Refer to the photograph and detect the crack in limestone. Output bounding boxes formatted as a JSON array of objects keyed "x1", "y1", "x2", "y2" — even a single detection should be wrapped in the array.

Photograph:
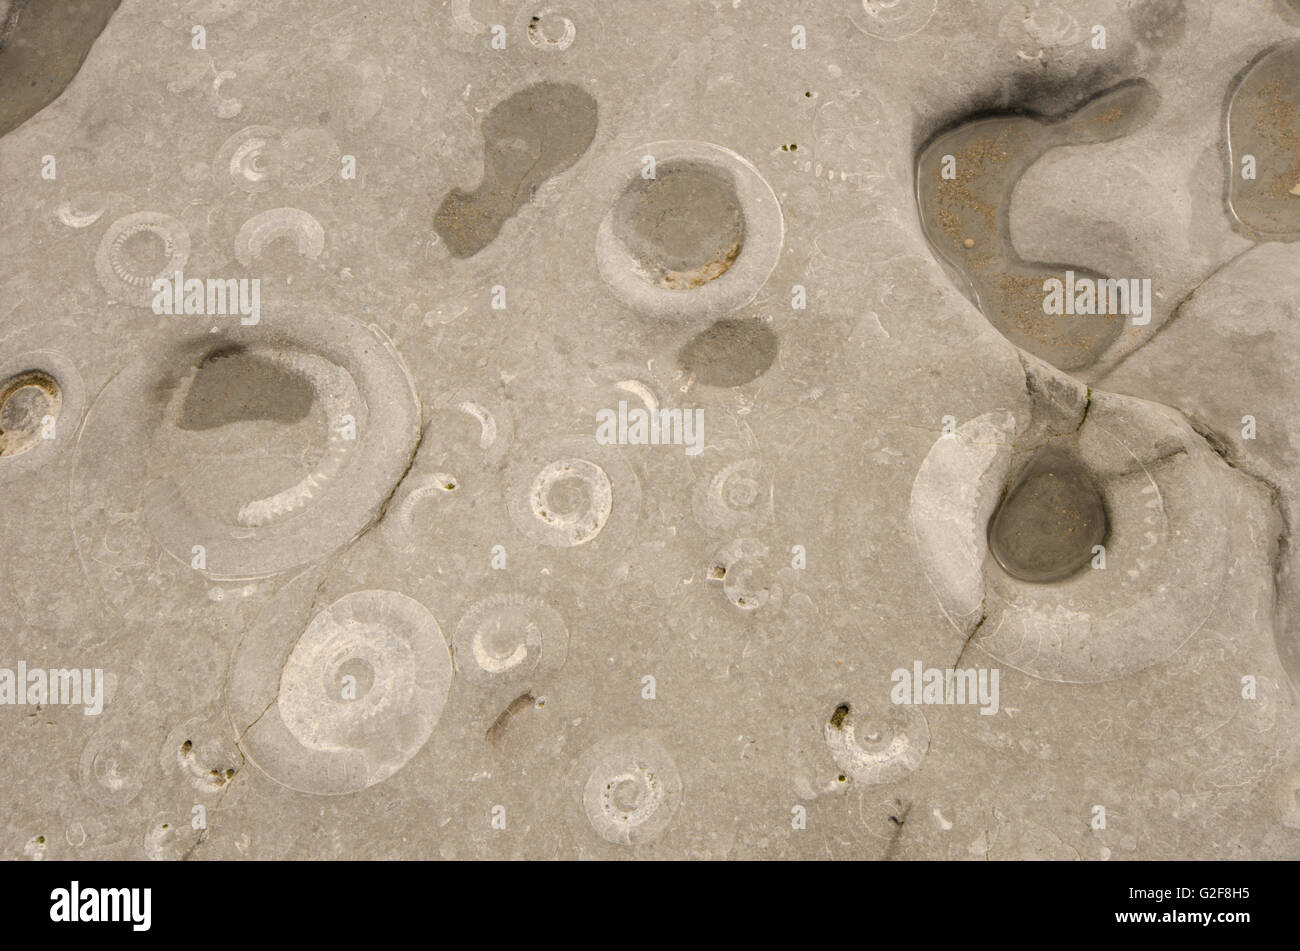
[
  {"x1": 359, "y1": 418, "x2": 428, "y2": 542},
  {"x1": 951, "y1": 607, "x2": 988, "y2": 675},
  {"x1": 1074, "y1": 387, "x2": 1091, "y2": 433},
  {"x1": 230, "y1": 419, "x2": 427, "y2": 750},
  {"x1": 1110, "y1": 445, "x2": 1189, "y2": 480},
  {"x1": 234, "y1": 566, "x2": 332, "y2": 747},
  {"x1": 237, "y1": 696, "x2": 276, "y2": 745},
  {"x1": 1184, "y1": 416, "x2": 1296, "y2": 682},
  {"x1": 1099, "y1": 245, "x2": 1256, "y2": 382},
  {"x1": 1184, "y1": 416, "x2": 1288, "y2": 539}
]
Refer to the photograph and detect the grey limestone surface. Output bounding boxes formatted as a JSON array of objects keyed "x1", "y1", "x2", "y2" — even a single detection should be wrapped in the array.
[{"x1": 1, "y1": 0, "x2": 1299, "y2": 860}]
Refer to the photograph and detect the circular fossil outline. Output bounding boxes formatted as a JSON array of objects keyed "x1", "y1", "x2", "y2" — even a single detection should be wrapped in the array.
[
  {"x1": 505, "y1": 438, "x2": 640, "y2": 552},
  {"x1": 578, "y1": 733, "x2": 683, "y2": 846},
  {"x1": 512, "y1": 1, "x2": 603, "y2": 51},
  {"x1": 810, "y1": 88, "x2": 890, "y2": 174},
  {"x1": 150, "y1": 343, "x2": 364, "y2": 531},
  {"x1": 375, "y1": 392, "x2": 517, "y2": 558},
  {"x1": 70, "y1": 312, "x2": 420, "y2": 583},
  {"x1": 94, "y1": 212, "x2": 191, "y2": 308},
  {"x1": 442, "y1": 0, "x2": 496, "y2": 52},
  {"x1": 0, "y1": 349, "x2": 84, "y2": 484},
  {"x1": 906, "y1": 403, "x2": 1234, "y2": 683},
  {"x1": 213, "y1": 124, "x2": 283, "y2": 193},
  {"x1": 707, "y1": 538, "x2": 783, "y2": 612},
  {"x1": 452, "y1": 592, "x2": 569, "y2": 686},
  {"x1": 824, "y1": 699, "x2": 929, "y2": 785},
  {"x1": 977, "y1": 418, "x2": 1230, "y2": 683},
  {"x1": 691, "y1": 457, "x2": 775, "y2": 533},
  {"x1": 160, "y1": 714, "x2": 241, "y2": 794},
  {"x1": 280, "y1": 127, "x2": 342, "y2": 190},
  {"x1": 846, "y1": 0, "x2": 937, "y2": 41},
  {"x1": 525, "y1": 458, "x2": 611, "y2": 546},
  {"x1": 144, "y1": 322, "x2": 417, "y2": 580},
  {"x1": 234, "y1": 207, "x2": 325, "y2": 267},
  {"x1": 382, "y1": 471, "x2": 461, "y2": 554},
  {"x1": 54, "y1": 191, "x2": 107, "y2": 229},
  {"x1": 906, "y1": 411, "x2": 1016, "y2": 630},
  {"x1": 996, "y1": 0, "x2": 1087, "y2": 57},
  {"x1": 427, "y1": 385, "x2": 517, "y2": 470},
  {"x1": 595, "y1": 140, "x2": 784, "y2": 321},
  {"x1": 227, "y1": 588, "x2": 453, "y2": 795},
  {"x1": 80, "y1": 722, "x2": 152, "y2": 807}
]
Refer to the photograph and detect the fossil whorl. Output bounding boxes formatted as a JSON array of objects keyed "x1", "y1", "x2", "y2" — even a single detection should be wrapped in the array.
[
  {"x1": 824, "y1": 698, "x2": 930, "y2": 786},
  {"x1": 228, "y1": 587, "x2": 452, "y2": 795},
  {"x1": 94, "y1": 211, "x2": 191, "y2": 308},
  {"x1": 577, "y1": 734, "x2": 683, "y2": 846},
  {"x1": 847, "y1": 0, "x2": 937, "y2": 41},
  {"x1": 230, "y1": 349, "x2": 360, "y2": 528},
  {"x1": 907, "y1": 391, "x2": 1234, "y2": 683},
  {"x1": 152, "y1": 343, "x2": 364, "y2": 530},
  {"x1": 72, "y1": 313, "x2": 420, "y2": 585},
  {"x1": 234, "y1": 207, "x2": 325, "y2": 266}
]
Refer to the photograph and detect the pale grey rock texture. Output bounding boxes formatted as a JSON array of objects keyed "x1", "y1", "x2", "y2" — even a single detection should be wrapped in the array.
[{"x1": 0, "y1": 0, "x2": 1298, "y2": 860}]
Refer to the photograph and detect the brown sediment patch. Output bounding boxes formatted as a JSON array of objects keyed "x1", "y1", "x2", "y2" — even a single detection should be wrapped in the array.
[
  {"x1": 1228, "y1": 42, "x2": 1300, "y2": 237},
  {"x1": 916, "y1": 81, "x2": 1159, "y2": 371}
]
